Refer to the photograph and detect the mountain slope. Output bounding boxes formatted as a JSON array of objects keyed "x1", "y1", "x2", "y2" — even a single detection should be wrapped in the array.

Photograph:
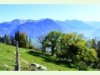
[
  {"x1": 0, "y1": 19, "x2": 25, "y2": 36},
  {"x1": 0, "y1": 18, "x2": 100, "y2": 39},
  {"x1": 91, "y1": 28, "x2": 100, "y2": 39},
  {"x1": 10, "y1": 18, "x2": 63, "y2": 38},
  {"x1": 85, "y1": 21, "x2": 100, "y2": 29},
  {"x1": 56, "y1": 20, "x2": 95, "y2": 36}
]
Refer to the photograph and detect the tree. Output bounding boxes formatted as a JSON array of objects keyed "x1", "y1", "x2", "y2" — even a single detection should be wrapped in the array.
[
  {"x1": 44, "y1": 31, "x2": 63, "y2": 56},
  {"x1": 38, "y1": 35, "x2": 46, "y2": 53},
  {"x1": 20, "y1": 33, "x2": 27, "y2": 47},
  {"x1": 15, "y1": 31, "x2": 27, "y2": 48},
  {"x1": 86, "y1": 38, "x2": 100, "y2": 60},
  {"x1": 29, "y1": 37, "x2": 32, "y2": 45},
  {"x1": 96, "y1": 41, "x2": 100, "y2": 58},
  {"x1": 4, "y1": 34, "x2": 11, "y2": 45},
  {"x1": 10, "y1": 36, "x2": 15, "y2": 45},
  {"x1": 14, "y1": 31, "x2": 36, "y2": 49},
  {"x1": 15, "y1": 31, "x2": 20, "y2": 42},
  {"x1": 86, "y1": 40, "x2": 94, "y2": 48},
  {"x1": 61, "y1": 33, "x2": 84, "y2": 59},
  {"x1": 0, "y1": 36, "x2": 4, "y2": 43},
  {"x1": 92, "y1": 38, "x2": 97, "y2": 50}
]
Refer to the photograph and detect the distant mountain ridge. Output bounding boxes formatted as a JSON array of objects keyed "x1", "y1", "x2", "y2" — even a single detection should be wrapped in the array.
[
  {"x1": 56, "y1": 20, "x2": 95, "y2": 36},
  {"x1": 0, "y1": 18, "x2": 100, "y2": 39},
  {"x1": 10, "y1": 18, "x2": 63, "y2": 38}
]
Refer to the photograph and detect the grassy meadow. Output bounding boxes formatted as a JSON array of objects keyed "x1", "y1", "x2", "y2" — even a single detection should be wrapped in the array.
[{"x1": 0, "y1": 43, "x2": 78, "y2": 71}]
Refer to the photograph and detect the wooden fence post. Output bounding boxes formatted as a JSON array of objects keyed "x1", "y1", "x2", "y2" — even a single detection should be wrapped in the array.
[{"x1": 15, "y1": 41, "x2": 20, "y2": 71}]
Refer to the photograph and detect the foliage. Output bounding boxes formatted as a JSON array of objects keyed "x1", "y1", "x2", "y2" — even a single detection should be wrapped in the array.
[
  {"x1": 1, "y1": 30, "x2": 100, "y2": 70},
  {"x1": 39, "y1": 31, "x2": 63, "y2": 55},
  {"x1": 61, "y1": 33, "x2": 85, "y2": 60},
  {"x1": 77, "y1": 61, "x2": 89, "y2": 70},
  {"x1": 0, "y1": 31, "x2": 35, "y2": 49},
  {"x1": 39, "y1": 31, "x2": 99, "y2": 69}
]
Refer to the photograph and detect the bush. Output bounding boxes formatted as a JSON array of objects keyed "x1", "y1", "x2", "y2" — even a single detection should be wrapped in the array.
[
  {"x1": 28, "y1": 45, "x2": 36, "y2": 49},
  {"x1": 77, "y1": 61, "x2": 89, "y2": 71},
  {"x1": 94, "y1": 61, "x2": 100, "y2": 69},
  {"x1": 72, "y1": 55, "x2": 81, "y2": 63}
]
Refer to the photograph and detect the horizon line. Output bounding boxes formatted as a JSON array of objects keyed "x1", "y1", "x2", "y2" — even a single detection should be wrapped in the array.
[{"x1": 1, "y1": 18, "x2": 100, "y2": 23}]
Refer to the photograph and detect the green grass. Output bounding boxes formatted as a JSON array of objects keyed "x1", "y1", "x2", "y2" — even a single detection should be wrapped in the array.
[{"x1": 0, "y1": 43, "x2": 81, "y2": 71}]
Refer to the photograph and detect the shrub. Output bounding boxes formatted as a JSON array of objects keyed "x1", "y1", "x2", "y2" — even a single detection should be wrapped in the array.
[
  {"x1": 28, "y1": 45, "x2": 36, "y2": 49},
  {"x1": 77, "y1": 61, "x2": 89, "y2": 71}
]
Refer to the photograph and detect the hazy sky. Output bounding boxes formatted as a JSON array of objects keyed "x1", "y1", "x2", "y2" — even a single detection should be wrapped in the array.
[{"x1": 0, "y1": 4, "x2": 100, "y2": 22}]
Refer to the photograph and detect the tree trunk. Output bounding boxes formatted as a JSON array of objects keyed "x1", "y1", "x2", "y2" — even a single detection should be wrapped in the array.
[
  {"x1": 15, "y1": 41, "x2": 20, "y2": 71},
  {"x1": 51, "y1": 45, "x2": 55, "y2": 56}
]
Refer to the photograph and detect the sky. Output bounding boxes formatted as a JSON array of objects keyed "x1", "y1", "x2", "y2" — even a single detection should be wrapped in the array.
[{"x1": 0, "y1": 4, "x2": 100, "y2": 22}]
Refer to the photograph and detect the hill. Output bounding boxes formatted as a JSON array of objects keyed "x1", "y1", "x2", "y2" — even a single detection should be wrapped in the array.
[{"x1": 0, "y1": 43, "x2": 78, "y2": 71}]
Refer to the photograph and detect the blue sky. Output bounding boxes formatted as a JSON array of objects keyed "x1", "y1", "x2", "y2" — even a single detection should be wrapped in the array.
[{"x1": 0, "y1": 4, "x2": 100, "y2": 22}]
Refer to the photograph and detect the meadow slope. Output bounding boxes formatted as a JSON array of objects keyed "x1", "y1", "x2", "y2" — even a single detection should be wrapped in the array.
[{"x1": 0, "y1": 43, "x2": 77, "y2": 71}]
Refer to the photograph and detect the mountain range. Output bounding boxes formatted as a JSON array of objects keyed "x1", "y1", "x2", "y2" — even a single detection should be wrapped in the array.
[{"x1": 0, "y1": 18, "x2": 100, "y2": 40}]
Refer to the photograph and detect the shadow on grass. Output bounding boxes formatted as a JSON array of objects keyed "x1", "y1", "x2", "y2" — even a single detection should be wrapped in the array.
[{"x1": 27, "y1": 50, "x2": 77, "y2": 69}]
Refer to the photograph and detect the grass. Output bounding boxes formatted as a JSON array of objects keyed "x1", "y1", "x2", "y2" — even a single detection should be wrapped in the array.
[{"x1": 0, "y1": 42, "x2": 89, "y2": 71}]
